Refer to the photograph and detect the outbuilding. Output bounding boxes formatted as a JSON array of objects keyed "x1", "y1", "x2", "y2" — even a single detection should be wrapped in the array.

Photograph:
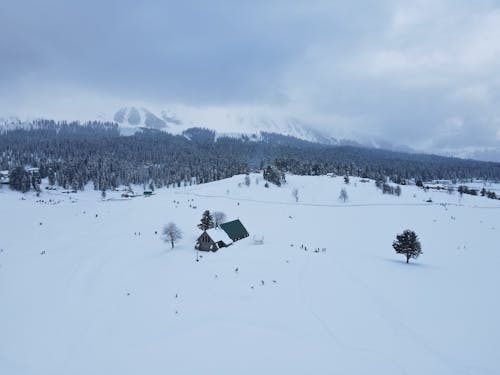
[{"x1": 0, "y1": 170, "x2": 9, "y2": 184}]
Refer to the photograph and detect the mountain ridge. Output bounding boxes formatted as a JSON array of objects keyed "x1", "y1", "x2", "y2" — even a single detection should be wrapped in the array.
[{"x1": 3, "y1": 108, "x2": 500, "y2": 162}]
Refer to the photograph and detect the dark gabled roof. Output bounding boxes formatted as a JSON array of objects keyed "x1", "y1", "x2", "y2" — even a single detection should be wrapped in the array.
[{"x1": 219, "y1": 219, "x2": 249, "y2": 241}]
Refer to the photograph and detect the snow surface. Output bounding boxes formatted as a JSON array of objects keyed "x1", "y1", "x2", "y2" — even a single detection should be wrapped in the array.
[{"x1": 1, "y1": 175, "x2": 500, "y2": 374}]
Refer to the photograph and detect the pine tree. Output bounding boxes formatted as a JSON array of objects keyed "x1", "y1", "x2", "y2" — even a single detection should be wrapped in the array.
[
  {"x1": 9, "y1": 167, "x2": 31, "y2": 193},
  {"x1": 392, "y1": 230, "x2": 422, "y2": 263},
  {"x1": 395, "y1": 185, "x2": 402, "y2": 196},
  {"x1": 198, "y1": 210, "x2": 214, "y2": 231},
  {"x1": 263, "y1": 166, "x2": 286, "y2": 186}
]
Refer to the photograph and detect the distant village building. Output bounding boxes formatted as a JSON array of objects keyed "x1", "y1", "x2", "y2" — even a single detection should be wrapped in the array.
[
  {"x1": 0, "y1": 168, "x2": 40, "y2": 185},
  {"x1": 0, "y1": 170, "x2": 9, "y2": 184},
  {"x1": 26, "y1": 167, "x2": 41, "y2": 183},
  {"x1": 195, "y1": 219, "x2": 249, "y2": 252}
]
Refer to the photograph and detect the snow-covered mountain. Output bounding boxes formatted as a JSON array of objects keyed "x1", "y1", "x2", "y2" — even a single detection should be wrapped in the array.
[
  {"x1": 112, "y1": 107, "x2": 169, "y2": 134},
  {"x1": 0, "y1": 116, "x2": 23, "y2": 131},
  {"x1": 3, "y1": 109, "x2": 500, "y2": 161},
  {"x1": 111, "y1": 106, "x2": 354, "y2": 146},
  {"x1": 442, "y1": 147, "x2": 500, "y2": 163}
]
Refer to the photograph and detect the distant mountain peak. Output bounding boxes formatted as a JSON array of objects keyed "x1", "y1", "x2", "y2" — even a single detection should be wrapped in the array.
[{"x1": 113, "y1": 106, "x2": 167, "y2": 131}]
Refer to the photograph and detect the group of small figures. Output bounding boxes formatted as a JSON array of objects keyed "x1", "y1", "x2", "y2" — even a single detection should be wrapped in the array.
[{"x1": 294, "y1": 244, "x2": 327, "y2": 253}]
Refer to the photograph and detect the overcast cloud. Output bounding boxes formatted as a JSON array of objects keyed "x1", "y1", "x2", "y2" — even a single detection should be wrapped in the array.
[{"x1": 1, "y1": 0, "x2": 500, "y2": 157}]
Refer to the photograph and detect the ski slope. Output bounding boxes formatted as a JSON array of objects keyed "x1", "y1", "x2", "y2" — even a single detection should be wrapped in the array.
[{"x1": 1, "y1": 175, "x2": 499, "y2": 375}]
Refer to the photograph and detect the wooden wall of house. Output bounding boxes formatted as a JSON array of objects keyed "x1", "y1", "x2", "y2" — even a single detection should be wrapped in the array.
[{"x1": 196, "y1": 233, "x2": 217, "y2": 251}]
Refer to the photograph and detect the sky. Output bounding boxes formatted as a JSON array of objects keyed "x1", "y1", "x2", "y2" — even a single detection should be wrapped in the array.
[{"x1": 1, "y1": 0, "x2": 500, "y2": 158}]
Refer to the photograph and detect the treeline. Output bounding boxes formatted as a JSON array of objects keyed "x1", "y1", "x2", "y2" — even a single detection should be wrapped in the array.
[
  {"x1": 458, "y1": 185, "x2": 499, "y2": 200},
  {"x1": 1, "y1": 121, "x2": 500, "y2": 192}
]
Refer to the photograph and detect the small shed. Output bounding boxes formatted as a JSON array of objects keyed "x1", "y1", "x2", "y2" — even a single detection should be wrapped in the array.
[
  {"x1": 196, "y1": 228, "x2": 233, "y2": 252},
  {"x1": 0, "y1": 170, "x2": 9, "y2": 184},
  {"x1": 219, "y1": 219, "x2": 249, "y2": 242}
]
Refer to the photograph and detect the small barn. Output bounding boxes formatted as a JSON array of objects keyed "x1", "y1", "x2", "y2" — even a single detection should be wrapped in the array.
[
  {"x1": 219, "y1": 219, "x2": 249, "y2": 242},
  {"x1": 196, "y1": 228, "x2": 233, "y2": 252},
  {"x1": 0, "y1": 170, "x2": 9, "y2": 184}
]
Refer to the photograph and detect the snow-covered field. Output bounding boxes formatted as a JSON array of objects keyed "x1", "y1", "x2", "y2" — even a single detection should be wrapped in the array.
[{"x1": 1, "y1": 175, "x2": 499, "y2": 375}]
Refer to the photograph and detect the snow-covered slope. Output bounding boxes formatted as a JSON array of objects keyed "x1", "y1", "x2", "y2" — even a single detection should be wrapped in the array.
[
  {"x1": 1, "y1": 175, "x2": 499, "y2": 374},
  {"x1": 442, "y1": 146, "x2": 500, "y2": 163},
  {"x1": 113, "y1": 107, "x2": 168, "y2": 134},
  {"x1": 111, "y1": 106, "x2": 345, "y2": 145},
  {"x1": 0, "y1": 116, "x2": 24, "y2": 132}
]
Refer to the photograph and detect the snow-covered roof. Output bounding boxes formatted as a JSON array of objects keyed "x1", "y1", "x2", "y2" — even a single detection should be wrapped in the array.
[{"x1": 205, "y1": 228, "x2": 233, "y2": 245}]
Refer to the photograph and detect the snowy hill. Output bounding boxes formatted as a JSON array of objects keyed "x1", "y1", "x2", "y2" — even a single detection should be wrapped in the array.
[
  {"x1": 443, "y1": 146, "x2": 500, "y2": 163},
  {"x1": 113, "y1": 107, "x2": 168, "y2": 134},
  {"x1": 111, "y1": 106, "x2": 349, "y2": 145},
  {"x1": 1, "y1": 175, "x2": 499, "y2": 374}
]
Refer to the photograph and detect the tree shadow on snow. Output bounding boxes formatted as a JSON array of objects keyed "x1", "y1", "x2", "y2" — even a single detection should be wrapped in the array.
[{"x1": 379, "y1": 257, "x2": 435, "y2": 270}]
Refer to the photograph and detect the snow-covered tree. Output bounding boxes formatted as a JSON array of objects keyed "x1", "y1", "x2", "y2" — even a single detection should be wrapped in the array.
[
  {"x1": 198, "y1": 210, "x2": 214, "y2": 230},
  {"x1": 9, "y1": 167, "x2": 31, "y2": 193},
  {"x1": 244, "y1": 175, "x2": 251, "y2": 186},
  {"x1": 163, "y1": 222, "x2": 182, "y2": 249},
  {"x1": 292, "y1": 188, "x2": 299, "y2": 202},
  {"x1": 263, "y1": 166, "x2": 286, "y2": 186},
  {"x1": 395, "y1": 185, "x2": 402, "y2": 196},
  {"x1": 392, "y1": 230, "x2": 422, "y2": 263},
  {"x1": 339, "y1": 188, "x2": 348, "y2": 203},
  {"x1": 213, "y1": 211, "x2": 227, "y2": 227}
]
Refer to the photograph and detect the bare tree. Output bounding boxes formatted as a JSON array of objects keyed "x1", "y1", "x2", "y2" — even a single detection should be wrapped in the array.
[
  {"x1": 213, "y1": 211, "x2": 227, "y2": 227},
  {"x1": 163, "y1": 222, "x2": 182, "y2": 249},
  {"x1": 292, "y1": 188, "x2": 299, "y2": 202},
  {"x1": 339, "y1": 188, "x2": 348, "y2": 203}
]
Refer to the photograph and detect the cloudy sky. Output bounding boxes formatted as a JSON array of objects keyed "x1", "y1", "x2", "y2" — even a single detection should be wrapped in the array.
[{"x1": 1, "y1": 0, "x2": 500, "y2": 157}]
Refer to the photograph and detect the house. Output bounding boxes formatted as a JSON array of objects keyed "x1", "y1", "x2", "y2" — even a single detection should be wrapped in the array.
[
  {"x1": 219, "y1": 219, "x2": 249, "y2": 242},
  {"x1": 0, "y1": 170, "x2": 9, "y2": 184},
  {"x1": 195, "y1": 228, "x2": 233, "y2": 252},
  {"x1": 26, "y1": 167, "x2": 41, "y2": 184},
  {"x1": 195, "y1": 219, "x2": 250, "y2": 252}
]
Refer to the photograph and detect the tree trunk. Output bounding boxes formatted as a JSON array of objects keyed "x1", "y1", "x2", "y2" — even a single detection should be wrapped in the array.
[
  {"x1": 406, "y1": 254, "x2": 409, "y2": 263},
  {"x1": 171, "y1": 239, "x2": 174, "y2": 249}
]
